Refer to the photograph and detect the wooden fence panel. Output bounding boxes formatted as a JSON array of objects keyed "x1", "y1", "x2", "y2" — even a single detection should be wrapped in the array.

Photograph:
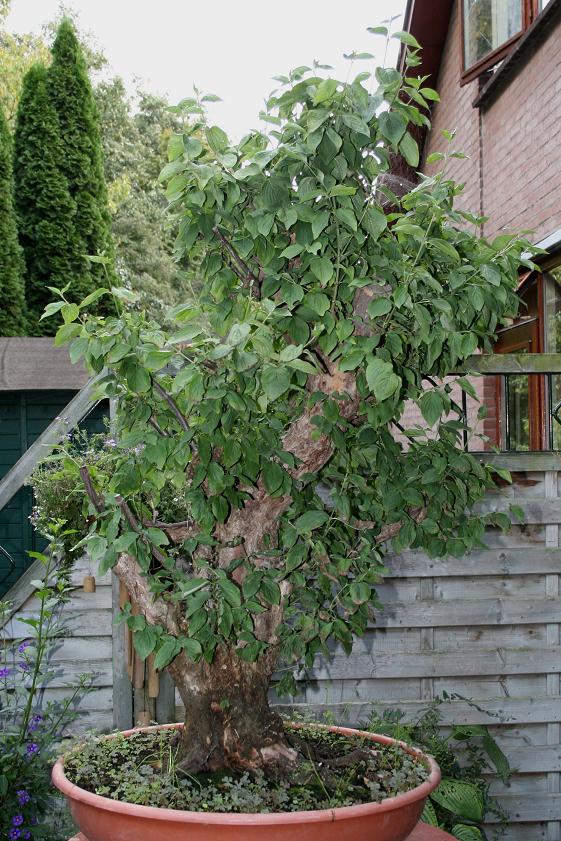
[{"x1": 272, "y1": 469, "x2": 561, "y2": 839}]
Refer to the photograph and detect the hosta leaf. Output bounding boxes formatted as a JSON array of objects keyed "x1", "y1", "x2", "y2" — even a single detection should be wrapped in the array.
[{"x1": 430, "y1": 780, "x2": 485, "y2": 823}]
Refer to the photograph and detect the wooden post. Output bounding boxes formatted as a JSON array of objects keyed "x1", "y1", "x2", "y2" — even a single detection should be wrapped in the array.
[{"x1": 112, "y1": 573, "x2": 133, "y2": 730}]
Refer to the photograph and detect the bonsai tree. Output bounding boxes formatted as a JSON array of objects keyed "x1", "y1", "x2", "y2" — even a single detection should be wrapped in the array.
[{"x1": 38, "y1": 31, "x2": 532, "y2": 776}]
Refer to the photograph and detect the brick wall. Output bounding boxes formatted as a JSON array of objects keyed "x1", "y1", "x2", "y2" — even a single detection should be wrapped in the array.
[
  {"x1": 403, "y1": 5, "x2": 561, "y2": 446},
  {"x1": 423, "y1": 3, "x2": 561, "y2": 244}
]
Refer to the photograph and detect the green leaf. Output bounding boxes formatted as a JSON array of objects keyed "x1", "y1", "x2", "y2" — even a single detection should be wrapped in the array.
[
  {"x1": 40, "y1": 300, "x2": 65, "y2": 320},
  {"x1": 260, "y1": 577, "x2": 281, "y2": 605},
  {"x1": 294, "y1": 510, "x2": 330, "y2": 532},
  {"x1": 181, "y1": 638, "x2": 203, "y2": 660},
  {"x1": 378, "y1": 111, "x2": 407, "y2": 146},
  {"x1": 219, "y1": 578, "x2": 242, "y2": 608},
  {"x1": 368, "y1": 297, "x2": 392, "y2": 318},
  {"x1": 262, "y1": 461, "x2": 284, "y2": 494},
  {"x1": 262, "y1": 366, "x2": 291, "y2": 400},
  {"x1": 126, "y1": 366, "x2": 151, "y2": 394},
  {"x1": 206, "y1": 125, "x2": 229, "y2": 154},
  {"x1": 134, "y1": 627, "x2": 157, "y2": 660},
  {"x1": 335, "y1": 208, "x2": 358, "y2": 231},
  {"x1": 311, "y1": 212, "x2": 330, "y2": 240},
  {"x1": 80, "y1": 288, "x2": 109, "y2": 308},
  {"x1": 329, "y1": 185, "x2": 356, "y2": 197},
  {"x1": 392, "y1": 30, "x2": 422, "y2": 49},
  {"x1": 363, "y1": 207, "x2": 387, "y2": 240},
  {"x1": 421, "y1": 799, "x2": 438, "y2": 826},
  {"x1": 420, "y1": 87, "x2": 440, "y2": 101},
  {"x1": 313, "y1": 78, "x2": 338, "y2": 104},
  {"x1": 430, "y1": 780, "x2": 485, "y2": 823},
  {"x1": 305, "y1": 291, "x2": 331, "y2": 316},
  {"x1": 365, "y1": 358, "x2": 401, "y2": 402},
  {"x1": 310, "y1": 257, "x2": 334, "y2": 284},
  {"x1": 480, "y1": 264, "x2": 501, "y2": 286},
  {"x1": 339, "y1": 349, "x2": 365, "y2": 371},
  {"x1": 154, "y1": 637, "x2": 181, "y2": 670},
  {"x1": 112, "y1": 286, "x2": 140, "y2": 304},
  {"x1": 419, "y1": 390, "x2": 444, "y2": 426},
  {"x1": 450, "y1": 825, "x2": 484, "y2": 841},
  {"x1": 399, "y1": 132, "x2": 419, "y2": 167},
  {"x1": 227, "y1": 322, "x2": 251, "y2": 346}
]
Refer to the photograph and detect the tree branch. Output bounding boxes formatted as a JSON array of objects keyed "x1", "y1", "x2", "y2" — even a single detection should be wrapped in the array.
[
  {"x1": 148, "y1": 415, "x2": 169, "y2": 437},
  {"x1": 213, "y1": 226, "x2": 260, "y2": 296},
  {"x1": 78, "y1": 466, "x2": 178, "y2": 633},
  {"x1": 152, "y1": 380, "x2": 190, "y2": 433}
]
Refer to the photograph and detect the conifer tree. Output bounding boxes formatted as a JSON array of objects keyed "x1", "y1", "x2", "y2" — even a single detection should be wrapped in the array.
[
  {"x1": 13, "y1": 64, "x2": 76, "y2": 335},
  {"x1": 0, "y1": 105, "x2": 26, "y2": 335},
  {"x1": 48, "y1": 19, "x2": 115, "y2": 300}
]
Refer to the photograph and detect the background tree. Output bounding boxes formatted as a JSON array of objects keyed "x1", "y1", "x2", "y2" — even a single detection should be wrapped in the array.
[
  {"x1": 96, "y1": 79, "x2": 193, "y2": 320},
  {"x1": 47, "y1": 18, "x2": 115, "y2": 307},
  {"x1": 0, "y1": 0, "x2": 50, "y2": 127},
  {"x1": 0, "y1": 104, "x2": 26, "y2": 335},
  {"x1": 13, "y1": 64, "x2": 76, "y2": 335}
]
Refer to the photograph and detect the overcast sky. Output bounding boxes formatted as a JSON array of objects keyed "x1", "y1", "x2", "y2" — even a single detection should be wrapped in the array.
[{"x1": 6, "y1": 0, "x2": 407, "y2": 139}]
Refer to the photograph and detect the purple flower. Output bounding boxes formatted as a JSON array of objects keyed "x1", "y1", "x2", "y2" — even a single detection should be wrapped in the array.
[
  {"x1": 16, "y1": 791, "x2": 30, "y2": 806},
  {"x1": 17, "y1": 642, "x2": 31, "y2": 654},
  {"x1": 0, "y1": 667, "x2": 11, "y2": 678},
  {"x1": 25, "y1": 743, "x2": 38, "y2": 757},
  {"x1": 28, "y1": 714, "x2": 43, "y2": 732},
  {"x1": 12, "y1": 815, "x2": 23, "y2": 826},
  {"x1": 105, "y1": 438, "x2": 117, "y2": 448},
  {"x1": 18, "y1": 662, "x2": 30, "y2": 673},
  {"x1": 9, "y1": 829, "x2": 21, "y2": 840},
  {"x1": 22, "y1": 833, "x2": 30, "y2": 841}
]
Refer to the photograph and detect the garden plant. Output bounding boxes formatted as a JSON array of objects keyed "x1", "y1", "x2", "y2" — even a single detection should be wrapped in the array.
[
  {"x1": 34, "y1": 27, "x2": 533, "y2": 811},
  {"x1": 0, "y1": 530, "x2": 93, "y2": 840}
]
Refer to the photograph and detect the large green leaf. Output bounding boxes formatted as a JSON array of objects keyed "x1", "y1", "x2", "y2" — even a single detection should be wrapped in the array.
[
  {"x1": 294, "y1": 510, "x2": 330, "y2": 532},
  {"x1": 430, "y1": 780, "x2": 485, "y2": 823},
  {"x1": 365, "y1": 358, "x2": 401, "y2": 402}
]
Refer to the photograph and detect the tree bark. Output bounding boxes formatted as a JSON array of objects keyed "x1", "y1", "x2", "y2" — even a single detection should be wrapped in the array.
[{"x1": 167, "y1": 647, "x2": 296, "y2": 774}]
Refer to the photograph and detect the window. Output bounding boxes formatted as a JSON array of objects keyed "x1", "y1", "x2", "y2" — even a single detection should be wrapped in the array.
[
  {"x1": 463, "y1": 0, "x2": 522, "y2": 70},
  {"x1": 462, "y1": 0, "x2": 547, "y2": 82},
  {"x1": 492, "y1": 263, "x2": 561, "y2": 451}
]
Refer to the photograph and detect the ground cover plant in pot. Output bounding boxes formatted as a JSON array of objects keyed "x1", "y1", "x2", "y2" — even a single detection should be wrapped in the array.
[{"x1": 33, "y1": 26, "x2": 533, "y2": 841}]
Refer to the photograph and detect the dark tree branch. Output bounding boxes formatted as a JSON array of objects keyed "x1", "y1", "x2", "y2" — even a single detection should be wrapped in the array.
[
  {"x1": 148, "y1": 415, "x2": 169, "y2": 437},
  {"x1": 152, "y1": 380, "x2": 190, "y2": 433},
  {"x1": 213, "y1": 226, "x2": 260, "y2": 296}
]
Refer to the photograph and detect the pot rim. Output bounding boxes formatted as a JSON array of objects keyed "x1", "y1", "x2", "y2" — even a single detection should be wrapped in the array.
[{"x1": 52, "y1": 721, "x2": 441, "y2": 826}]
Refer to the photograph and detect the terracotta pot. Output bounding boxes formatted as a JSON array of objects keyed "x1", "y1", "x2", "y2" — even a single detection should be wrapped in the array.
[{"x1": 52, "y1": 722, "x2": 441, "y2": 841}]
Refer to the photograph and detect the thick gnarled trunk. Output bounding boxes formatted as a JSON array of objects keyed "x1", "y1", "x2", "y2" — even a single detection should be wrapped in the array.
[{"x1": 167, "y1": 647, "x2": 296, "y2": 774}]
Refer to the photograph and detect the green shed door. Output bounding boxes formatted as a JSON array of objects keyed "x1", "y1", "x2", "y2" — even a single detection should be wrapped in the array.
[{"x1": 0, "y1": 391, "x2": 108, "y2": 596}]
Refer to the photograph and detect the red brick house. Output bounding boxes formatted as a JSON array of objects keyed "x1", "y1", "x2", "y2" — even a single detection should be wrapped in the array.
[{"x1": 402, "y1": 0, "x2": 561, "y2": 453}]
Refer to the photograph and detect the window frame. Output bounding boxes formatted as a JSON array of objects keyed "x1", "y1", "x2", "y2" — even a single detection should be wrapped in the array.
[{"x1": 460, "y1": 0, "x2": 541, "y2": 85}]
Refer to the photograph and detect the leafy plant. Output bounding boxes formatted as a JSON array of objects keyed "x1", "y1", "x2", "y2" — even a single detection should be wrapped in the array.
[
  {"x1": 34, "y1": 27, "x2": 535, "y2": 779},
  {"x1": 367, "y1": 700, "x2": 510, "y2": 839},
  {"x1": 0, "y1": 529, "x2": 94, "y2": 840}
]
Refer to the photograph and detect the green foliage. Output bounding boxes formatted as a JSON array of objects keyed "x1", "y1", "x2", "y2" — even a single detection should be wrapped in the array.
[
  {"x1": 12, "y1": 63, "x2": 76, "y2": 335},
  {"x1": 47, "y1": 18, "x2": 115, "y2": 312},
  {"x1": 35, "y1": 34, "x2": 534, "y2": 692},
  {"x1": 367, "y1": 699, "x2": 510, "y2": 838},
  {"x1": 0, "y1": 104, "x2": 26, "y2": 335},
  {"x1": 63, "y1": 725, "x2": 428, "y2": 811},
  {"x1": 0, "y1": 529, "x2": 94, "y2": 840},
  {"x1": 95, "y1": 79, "x2": 193, "y2": 319}
]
